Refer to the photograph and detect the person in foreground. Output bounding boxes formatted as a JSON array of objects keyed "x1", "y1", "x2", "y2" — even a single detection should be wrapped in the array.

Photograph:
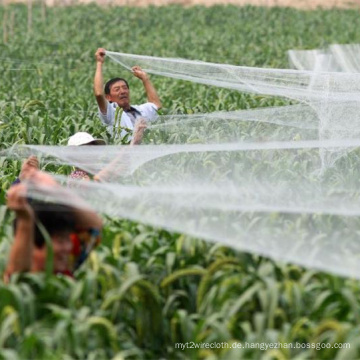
[
  {"x1": 4, "y1": 169, "x2": 103, "y2": 282},
  {"x1": 94, "y1": 47, "x2": 161, "y2": 139}
]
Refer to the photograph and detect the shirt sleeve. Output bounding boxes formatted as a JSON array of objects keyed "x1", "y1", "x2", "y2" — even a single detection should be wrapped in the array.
[
  {"x1": 139, "y1": 102, "x2": 159, "y2": 122},
  {"x1": 98, "y1": 101, "x2": 116, "y2": 126}
]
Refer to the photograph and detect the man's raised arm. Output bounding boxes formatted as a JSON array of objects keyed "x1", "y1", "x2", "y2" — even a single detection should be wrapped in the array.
[
  {"x1": 94, "y1": 48, "x2": 108, "y2": 114},
  {"x1": 132, "y1": 66, "x2": 162, "y2": 110}
]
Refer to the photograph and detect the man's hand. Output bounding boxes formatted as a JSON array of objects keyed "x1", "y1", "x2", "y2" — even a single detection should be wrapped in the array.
[
  {"x1": 133, "y1": 65, "x2": 162, "y2": 109},
  {"x1": 134, "y1": 117, "x2": 148, "y2": 132},
  {"x1": 95, "y1": 48, "x2": 106, "y2": 64},
  {"x1": 19, "y1": 156, "x2": 39, "y2": 181},
  {"x1": 132, "y1": 66, "x2": 148, "y2": 81},
  {"x1": 131, "y1": 118, "x2": 148, "y2": 145},
  {"x1": 94, "y1": 48, "x2": 107, "y2": 113},
  {"x1": 7, "y1": 184, "x2": 33, "y2": 219}
]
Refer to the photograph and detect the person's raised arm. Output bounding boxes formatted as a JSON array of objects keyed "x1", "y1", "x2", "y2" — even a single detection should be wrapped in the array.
[
  {"x1": 130, "y1": 117, "x2": 147, "y2": 145},
  {"x1": 94, "y1": 48, "x2": 108, "y2": 115},
  {"x1": 19, "y1": 155, "x2": 39, "y2": 181},
  {"x1": 93, "y1": 118, "x2": 147, "y2": 183},
  {"x1": 132, "y1": 66, "x2": 162, "y2": 110},
  {"x1": 4, "y1": 184, "x2": 35, "y2": 282}
]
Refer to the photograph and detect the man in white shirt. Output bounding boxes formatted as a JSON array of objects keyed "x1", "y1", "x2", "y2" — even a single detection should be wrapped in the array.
[{"x1": 94, "y1": 48, "x2": 162, "y2": 140}]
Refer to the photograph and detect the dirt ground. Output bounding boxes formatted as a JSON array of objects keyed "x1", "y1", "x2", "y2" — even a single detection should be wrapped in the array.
[{"x1": 4, "y1": 0, "x2": 360, "y2": 9}]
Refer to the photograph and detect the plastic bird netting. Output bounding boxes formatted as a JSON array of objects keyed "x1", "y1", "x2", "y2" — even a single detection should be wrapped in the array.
[
  {"x1": 5, "y1": 44, "x2": 360, "y2": 279},
  {"x1": 288, "y1": 44, "x2": 360, "y2": 72}
]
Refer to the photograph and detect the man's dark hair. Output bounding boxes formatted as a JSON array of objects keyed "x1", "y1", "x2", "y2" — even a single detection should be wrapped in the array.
[
  {"x1": 104, "y1": 78, "x2": 129, "y2": 95},
  {"x1": 13, "y1": 201, "x2": 76, "y2": 248}
]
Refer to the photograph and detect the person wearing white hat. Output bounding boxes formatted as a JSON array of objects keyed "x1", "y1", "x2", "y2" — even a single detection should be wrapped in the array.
[
  {"x1": 67, "y1": 132, "x2": 106, "y2": 181},
  {"x1": 10, "y1": 133, "x2": 107, "y2": 185},
  {"x1": 67, "y1": 120, "x2": 147, "y2": 182},
  {"x1": 67, "y1": 132, "x2": 106, "y2": 147}
]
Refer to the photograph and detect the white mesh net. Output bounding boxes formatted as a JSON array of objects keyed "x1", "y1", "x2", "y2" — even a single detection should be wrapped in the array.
[
  {"x1": 288, "y1": 44, "x2": 360, "y2": 73},
  {"x1": 5, "y1": 45, "x2": 360, "y2": 279},
  {"x1": 106, "y1": 50, "x2": 360, "y2": 168}
]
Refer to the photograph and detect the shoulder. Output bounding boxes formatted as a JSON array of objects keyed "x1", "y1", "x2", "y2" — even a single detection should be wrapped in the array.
[
  {"x1": 98, "y1": 100, "x2": 117, "y2": 114},
  {"x1": 70, "y1": 229, "x2": 101, "y2": 270},
  {"x1": 139, "y1": 102, "x2": 159, "y2": 111},
  {"x1": 98, "y1": 102, "x2": 120, "y2": 124},
  {"x1": 108, "y1": 102, "x2": 119, "y2": 114},
  {"x1": 135, "y1": 102, "x2": 159, "y2": 112},
  {"x1": 134, "y1": 103, "x2": 159, "y2": 122}
]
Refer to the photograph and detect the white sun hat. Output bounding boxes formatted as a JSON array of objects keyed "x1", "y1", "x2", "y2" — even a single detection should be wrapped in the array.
[{"x1": 68, "y1": 132, "x2": 106, "y2": 146}]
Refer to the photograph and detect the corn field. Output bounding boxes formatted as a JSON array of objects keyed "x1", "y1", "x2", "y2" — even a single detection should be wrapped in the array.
[{"x1": 1, "y1": 3, "x2": 360, "y2": 359}]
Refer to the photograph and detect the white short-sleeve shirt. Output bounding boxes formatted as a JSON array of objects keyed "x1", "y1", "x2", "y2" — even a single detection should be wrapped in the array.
[{"x1": 98, "y1": 101, "x2": 158, "y2": 139}]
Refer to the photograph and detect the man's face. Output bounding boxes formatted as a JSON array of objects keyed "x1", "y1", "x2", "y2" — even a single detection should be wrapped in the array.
[{"x1": 106, "y1": 80, "x2": 130, "y2": 109}]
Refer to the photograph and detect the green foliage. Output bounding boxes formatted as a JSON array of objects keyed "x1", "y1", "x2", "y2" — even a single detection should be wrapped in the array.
[{"x1": 1, "y1": 3, "x2": 360, "y2": 359}]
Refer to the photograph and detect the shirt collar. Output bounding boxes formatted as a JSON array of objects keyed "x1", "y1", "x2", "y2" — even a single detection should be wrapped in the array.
[{"x1": 124, "y1": 106, "x2": 142, "y2": 115}]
